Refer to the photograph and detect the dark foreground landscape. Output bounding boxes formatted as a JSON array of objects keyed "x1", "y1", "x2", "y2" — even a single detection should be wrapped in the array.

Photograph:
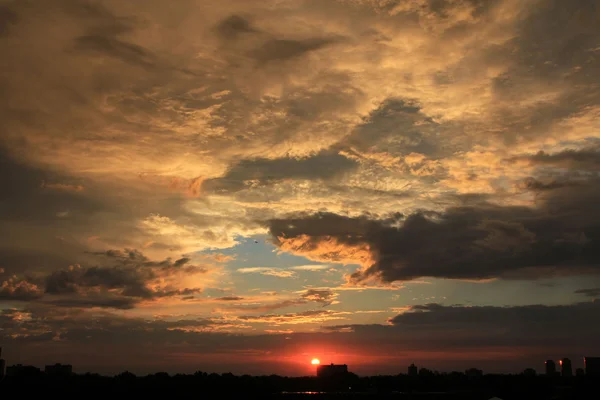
[{"x1": 2, "y1": 372, "x2": 600, "y2": 399}]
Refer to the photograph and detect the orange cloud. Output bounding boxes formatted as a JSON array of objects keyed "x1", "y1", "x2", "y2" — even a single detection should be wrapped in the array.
[
  {"x1": 276, "y1": 235, "x2": 374, "y2": 267},
  {"x1": 41, "y1": 182, "x2": 84, "y2": 192},
  {"x1": 236, "y1": 267, "x2": 296, "y2": 278}
]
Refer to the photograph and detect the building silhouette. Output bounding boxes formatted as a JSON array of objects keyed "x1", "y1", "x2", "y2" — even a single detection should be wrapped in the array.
[
  {"x1": 584, "y1": 356, "x2": 600, "y2": 376},
  {"x1": 408, "y1": 363, "x2": 418, "y2": 377},
  {"x1": 0, "y1": 347, "x2": 5, "y2": 379},
  {"x1": 316, "y1": 363, "x2": 348, "y2": 379},
  {"x1": 560, "y1": 358, "x2": 572, "y2": 377},
  {"x1": 576, "y1": 368, "x2": 585, "y2": 377},
  {"x1": 522, "y1": 368, "x2": 536, "y2": 376},
  {"x1": 465, "y1": 368, "x2": 483, "y2": 378},
  {"x1": 45, "y1": 363, "x2": 73, "y2": 377},
  {"x1": 6, "y1": 364, "x2": 42, "y2": 377},
  {"x1": 545, "y1": 360, "x2": 556, "y2": 376}
]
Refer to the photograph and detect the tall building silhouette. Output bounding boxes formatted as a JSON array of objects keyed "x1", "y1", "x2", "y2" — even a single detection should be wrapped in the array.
[
  {"x1": 560, "y1": 358, "x2": 572, "y2": 377},
  {"x1": 0, "y1": 347, "x2": 5, "y2": 379},
  {"x1": 465, "y1": 368, "x2": 483, "y2": 378},
  {"x1": 584, "y1": 356, "x2": 600, "y2": 377},
  {"x1": 545, "y1": 360, "x2": 556, "y2": 376},
  {"x1": 316, "y1": 363, "x2": 348, "y2": 379},
  {"x1": 45, "y1": 363, "x2": 73, "y2": 376},
  {"x1": 6, "y1": 364, "x2": 41, "y2": 377},
  {"x1": 408, "y1": 363, "x2": 418, "y2": 377}
]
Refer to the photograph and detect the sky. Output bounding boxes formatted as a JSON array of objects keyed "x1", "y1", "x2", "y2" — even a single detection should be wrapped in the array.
[{"x1": 1, "y1": 0, "x2": 600, "y2": 377}]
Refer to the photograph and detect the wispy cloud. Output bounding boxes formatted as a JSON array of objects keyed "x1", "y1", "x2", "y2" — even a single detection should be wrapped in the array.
[
  {"x1": 41, "y1": 182, "x2": 85, "y2": 192},
  {"x1": 289, "y1": 265, "x2": 330, "y2": 271},
  {"x1": 236, "y1": 310, "x2": 351, "y2": 325},
  {"x1": 236, "y1": 267, "x2": 296, "y2": 278}
]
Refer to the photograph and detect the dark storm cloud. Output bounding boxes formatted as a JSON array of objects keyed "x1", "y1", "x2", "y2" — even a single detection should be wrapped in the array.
[
  {"x1": 343, "y1": 98, "x2": 439, "y2": 156},
  {"x1": 0, "y1": 307, "x2": 224, "y2": 344},
  {"x1": 74, "y1": 35, "x2": 156, "y2": 69},
  {"x1": 89, "y1": 249, "x2": 207, "y2": 275},
  {"x1": 156, "y1": 287, "x2": 203, "y2": 297},
  {"x1": 0, "y1": 3, "x2": 18, "y2": 36},
  {"x1": 249, "y1": 38, "x2": 334, "y2": 64},
  {"x1": 511, "y1": 0, "x2": 600, "y2": 82},
  {"x1": 214, "y1": 12, "x2": 338, "y2": 73},
  {"x1": 45, "y1": 296, "x2": 138, "y2": 310},
  {"x1": 0, "y1": 277, "x2": 43, "y2": 301},
  {"x1": 215, "y1": 15, "x2": 258, "y2": 40},
  {"x1": 268, "y1": 177, "x2": 600, "y2": 282},
  {"x1": 0, "y1": 142, "x2": 206, "y2": 272},
  {"x1": 174, "y1": 257, "x2": 191, "y2": 267},
  {"x1": 45, "y1": 266, "x2": 153, "y2": 297},
  {"x1": 61, "y1": 0, "x2": 158, "y2": 69},
  {"x1": 0, "y1": 149, "x2": 116, "y2": 276},
  {"x1": 0, "y1": 249, "x2": 205, "y2": 308},
  {"x1": 574, "y1": 288, "x2": 600, "y2": 297},
  {"x1": 4, "y1": 301, "x2": 600, "y2": 374},
  {"x1": 517, "y1": 177, "x2": 582, "y2": 192},
  {"x1": 488, "y1": 0, "x2": 600, "y2": 143},
  {"x1": 202, "y1": 151, "x2": 358, "y2": 194},
  {"x1": 518, "y1": 149, "x2": 600, "y2": 171},
  {"x1": 0, "y1": 149, "x2": 98, "y2": 222},
  {"x1": 329, "y1": 301, "x2": 600, "y2": 350},
  {"x1": 431, "y1": 0, "x2": 502, "y2": 18},
  {"x1": 388, "y1": 302, "x2": 599, "y2": 330}
]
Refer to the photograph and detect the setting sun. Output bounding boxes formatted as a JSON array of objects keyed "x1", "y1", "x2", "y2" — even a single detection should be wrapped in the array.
[{"x1": 311, "y1": 358, "x2": 320, "y2": 365}]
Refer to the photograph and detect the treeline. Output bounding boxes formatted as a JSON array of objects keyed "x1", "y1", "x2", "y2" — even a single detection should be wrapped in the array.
[{"x1": 1, "y1": 370, "x2": 599, "y2": 399}]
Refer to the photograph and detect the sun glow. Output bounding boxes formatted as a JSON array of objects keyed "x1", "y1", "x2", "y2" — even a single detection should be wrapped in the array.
[{"x1": 311, "y1": 358, "x2": 320, "y2": 365}]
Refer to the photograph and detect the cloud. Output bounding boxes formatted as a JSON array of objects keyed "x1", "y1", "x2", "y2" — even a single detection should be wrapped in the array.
[
  {"x1": 41, "y1": 182, "x2": 85, "y2": 192},
  {"x1": 74, "y1": 34, "x2": 156, "y2": 70},
  {"x1": 140, "y1": 214, "x2": 241, "y2": 254},
  {"x1": 65, "y1": 0, "x2": 186, "y2": 73},
  {"x1": 300, "y1": 288, "x2": 338, "y2": 306},
  {"x1": 249, "y1": 37, "x2": 336, "y2": 64},
  {"x1": 218, "y1": 288, "x2": 340, "y2": 311},
  {"x1": 236, "y1": 267, "x2": 296, "y2": 278},
  {"x1": 329, "y1": 301, "x2": 600, "y2": 354},
  {"x1": 0, "y1": 4, "x2": 18, "y2": 37},
  {"x1": 268, "y1": 180, "x2": 600, "y2": 282},
  {"x1": 289, "y1": 265, "x2": 330, "y2": 271},
  {"x1": 220, "y1": 299, "x2": 306, "y2": 312},
  {"x1": 574, "y1": 288, "x2": 600, "y2": 298},
  {"x1": 514, "y1": 148, "x2": 600, "y2": 171},
  {"x1": 202, "y1": 151, "x2": 358, "y2": 195},
  {"x1": 215, "y1": 296, "x2": 245, "y2": 301},
  {"x1": 516, "y1": 177, "x2": 582, "y2": 192},
  {"x1": 4, "y1": 249, "x2": 207, "y2": 308},
  {"x1": 45, "y1": 295, "x2": 139, "y2": 310},
  {"x1": 237, "y1": 309, "x2": 349, "y2": 325},
  {"x1": 214, "y1": 15, "x2": 259, "y2": 40},
  {"x1": 4, "y1": 301, "x2": 600, "y2": 375},
  {"x1": 386, "y1": 302, "x2": 600, "y2": 343},
  {"x1": 0, "y1": 277, "x2": 43, "y2": 301}
]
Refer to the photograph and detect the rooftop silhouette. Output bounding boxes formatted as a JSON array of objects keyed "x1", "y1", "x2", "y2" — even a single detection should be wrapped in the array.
[{"x1": 0, "y1": 355, "x2": 599, "y2": 399}]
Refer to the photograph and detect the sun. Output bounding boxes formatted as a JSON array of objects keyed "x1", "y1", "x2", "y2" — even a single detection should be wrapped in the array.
[{"x1": 311, "y1": 358, "x2": 320, "y2": 365}]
